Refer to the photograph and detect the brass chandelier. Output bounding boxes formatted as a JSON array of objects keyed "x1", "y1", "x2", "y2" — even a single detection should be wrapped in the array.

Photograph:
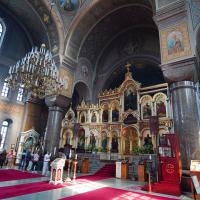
[{"x1": 7, "y1": 44, "x2": 65, "y2": 99}]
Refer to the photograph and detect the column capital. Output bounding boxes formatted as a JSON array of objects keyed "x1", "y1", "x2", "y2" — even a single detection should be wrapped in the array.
[
  {"x1": 160, "y1": 57, "x2": 197, "y2": 83},
  {"x1": 25, "y1": 96, "x2": 44, "y2": 105},
  {"x1": 45, "y1": 95, "x2": 71, "y2": 109}
]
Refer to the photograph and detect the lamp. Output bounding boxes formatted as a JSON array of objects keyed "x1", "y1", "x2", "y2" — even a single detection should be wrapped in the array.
[{"x1": 7, "y1": 44, "x2": 65, "y2": 99}]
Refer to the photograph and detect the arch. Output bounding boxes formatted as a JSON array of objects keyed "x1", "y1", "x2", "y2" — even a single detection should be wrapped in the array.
[
  {"x1": 0, "y1": 119, "x2": 12, "y2": 150},
  {"x1": 64, "y1": 0, "x2": 154, "y2": 62},
  {"x1": 63, "y1": 128, "x2": 73, "y2": 146},
  {"x1": 79, "y1": 111, "x2": 87, "y2": 123},
  {"x1": 0, "y1": 18, "x2": 6, "y2": 48},
  {"x1": 122, "y1": 126, "x2": 139, "y2": 154},
  {"x1": 72, "y1": 81, "x2": 91, "y2": 112}
]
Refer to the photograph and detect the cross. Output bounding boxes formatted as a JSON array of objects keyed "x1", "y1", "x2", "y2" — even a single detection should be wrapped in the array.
[{"x1": 125, "y1": 63, "x2": 131, "y2": 73}]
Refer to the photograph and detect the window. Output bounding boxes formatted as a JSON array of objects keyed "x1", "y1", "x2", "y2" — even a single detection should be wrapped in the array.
[
  {"x1": 1, "y1": 81, "x2": 9, "y2": 97},
  {"x1": 0, "y1": 23, "x2": 2, "y2": 38},
  {"x1": 0, "y1": 18, "x2": 6, "y2": 48},
  {"x1": 17, "y1": 85, "x2": 24, "y2": 101},
  {"x1": 0, "y1": 121, "x2": 8, "y2": 150}
]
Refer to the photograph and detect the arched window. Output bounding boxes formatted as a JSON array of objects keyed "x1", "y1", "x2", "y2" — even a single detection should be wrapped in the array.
[
  {"x1": 1, "y1": 81, "x2": 9, "y2": 97},
  {"x1": 17, "y1": 85, "x2": 24, "y2": 101},
  {"x1": 0, "y1": 121, "x2": 9, "y2": 149},
  {"x1": 0, "y1": 18, "x2": 6, "y2": 48}
]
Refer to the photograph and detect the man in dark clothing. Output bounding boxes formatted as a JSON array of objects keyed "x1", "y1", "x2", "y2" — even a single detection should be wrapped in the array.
[
  {"x1": 25, "y1": 149, "x2": 32, "y2": 171},
  {"x1": 19, "y1": 150, "x2": 26, "y2": 170},
  {"x1": 0, "y1": 150, "x2": 7, "y2": 168}
]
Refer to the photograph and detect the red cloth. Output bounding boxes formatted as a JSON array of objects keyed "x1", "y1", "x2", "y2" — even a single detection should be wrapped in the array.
[
  {"x1": 0, "y1": 181, "x2": 64, "y2": 199},
  {"x1": 61, "y1": 187, "x2": 179, "y2": 200},
  {"x1": 0, "y1": 169, "x2": 44, "y2": 181}
]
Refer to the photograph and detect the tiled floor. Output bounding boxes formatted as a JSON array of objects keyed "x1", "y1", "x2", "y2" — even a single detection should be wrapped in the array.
[{"x1": 0, "y1": 168, "x2": 193, "y2": 200}]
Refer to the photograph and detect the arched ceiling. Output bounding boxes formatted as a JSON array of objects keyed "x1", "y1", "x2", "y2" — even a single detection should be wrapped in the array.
[
  {"x1": 0, "y1": 0, "x2": 60, "y2": 54},
  {"x1": 65, "y1": 0, "x2": 154, "y2": 62},
  {"x1": 103, "y1": 62, "x2": 165, "y2": 90},
  {"x1": 79, "y1": 5, "x2": 155, "y2": 68}
]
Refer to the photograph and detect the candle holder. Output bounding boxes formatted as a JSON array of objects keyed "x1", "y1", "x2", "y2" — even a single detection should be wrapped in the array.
[
  {"x1": 72, "y1": 159, "x2": 78, "y2": 183},
  {"x1": 65, "y1": 159, "x2": 72, "y2": 182}
]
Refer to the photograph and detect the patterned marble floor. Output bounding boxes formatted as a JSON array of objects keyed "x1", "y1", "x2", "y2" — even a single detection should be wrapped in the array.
[{"x1": 0, "y1": 169, "x2": 193, "y2": 200}]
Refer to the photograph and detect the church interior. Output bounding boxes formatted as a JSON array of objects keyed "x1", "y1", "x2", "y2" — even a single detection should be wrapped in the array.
[{"x1": 0, "y1": 0, "x2": 200, "y2": 199}]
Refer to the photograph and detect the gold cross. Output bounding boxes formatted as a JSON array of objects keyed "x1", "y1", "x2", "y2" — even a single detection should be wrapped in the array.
[{"x1": 125, "y1": 63, "x2": 131, "y2": 72}]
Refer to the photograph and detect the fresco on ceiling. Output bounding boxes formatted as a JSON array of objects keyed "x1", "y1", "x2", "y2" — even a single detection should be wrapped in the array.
[{"x1": 59, "y1": 0, "x2": 83, "y2": 11}]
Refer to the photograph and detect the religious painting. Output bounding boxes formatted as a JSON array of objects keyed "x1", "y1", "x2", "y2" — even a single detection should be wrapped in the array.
[
  {"x1": 142, "y1": 103, "x2": 152, "y2": 119},
  {"x1": 77, "y1": 129, "x2": 85, "y2": 151},
  {"x1": 124, "y1": 86, "x2": 137, "y2": 111},
  {"x1": 123, "y1": 127, "x2": 138, "y2": 154},
  {"x1": 102, "y1": 110, "x2": 108, "y2": 122},
  {"x1": 111, "y1": 132, "x2": 118, "y2": 153},
  {"x1": 101, "y1": 132, "x2": 107, "y2": 152},
  {"x1": 59, "y1": 0, "x2": 83, "y2": 11},
  {"x1": 91, "y1": 112, "x2": 97, "y2": 123},
  {"x1": 59, "y1": 67, "x2": 74, "y2": 98},
  {"x1": 167, "y1": 31, "x2": 184, "y2": 55},
  {"x1": 89, "y1": 132, "x2": 96, "y2": 149},
  {"x1": 160, "y1": 21, "x2": 192, "y2": 63},
  {"x1": 156, "y1": 101, "x2": 166, "y2": 117},
  {"x1": 112, "y1": 108, "x2": 119, "y2": 122}
]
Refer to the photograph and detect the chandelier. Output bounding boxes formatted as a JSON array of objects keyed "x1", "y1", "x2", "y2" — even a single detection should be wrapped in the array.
[{"x1": 7, "y1": 44, "x2": 65, "y2": 99}]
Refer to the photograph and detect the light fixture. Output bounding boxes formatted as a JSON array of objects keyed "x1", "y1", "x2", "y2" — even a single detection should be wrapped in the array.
[{"x1": 7, "y1": 44, "x2": 65, "y2": 99}]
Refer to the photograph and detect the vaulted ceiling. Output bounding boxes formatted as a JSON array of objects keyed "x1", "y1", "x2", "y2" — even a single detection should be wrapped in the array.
[{"x1": 0, "y1": 0, "x2": 60, "y2": 54}]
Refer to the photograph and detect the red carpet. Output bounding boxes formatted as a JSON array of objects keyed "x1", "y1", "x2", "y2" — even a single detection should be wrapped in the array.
[
  {"x1": 142, "y1": 181, "x2": 181, "y2": 196},
  {"x1": 0, "y1": 169, "x2": 44, "y2": 181},
  {"x1": 60, "y1": 187, "x2": 179, "y2": 200},
  {"x1": 94, "y1": 163, "x2": 115, "y2": 177},
  {"x1": 77, "y1": 163, "x2": 116, "y2": 182},
  {"x1": 0, "y1": 181, "x2": 64, "y2": 199}
]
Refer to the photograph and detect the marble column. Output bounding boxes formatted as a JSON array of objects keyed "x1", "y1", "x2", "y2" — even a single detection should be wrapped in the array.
[
  {"x1": 170, "y1": 81, "x2": 200, "y2": 169},
  {"x1": 45, "y1": 95, "x2": 71, "y2": 156}
]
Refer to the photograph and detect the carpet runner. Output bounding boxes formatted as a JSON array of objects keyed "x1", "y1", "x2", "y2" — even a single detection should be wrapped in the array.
[
  {"x1": 142, "y1": 181, "x2": 181, "y2": 196},
  {"x1": 77, "y1": 163, "x2": 116, "y2": 181},
  {"x1": 0, "y1": 169, "x2": 44, "y2": 182},
  {"x1": 60, "y1": 187, "x2": 179, "y2": 200},
  {"x1": 0, "y1": 181, "x2": 65, "y2": 199}
]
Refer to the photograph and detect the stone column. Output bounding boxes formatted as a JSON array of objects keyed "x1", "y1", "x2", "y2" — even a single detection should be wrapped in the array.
[
  {"x1": 170, "y1": 81, "x2": 200, "y2": 169},
  {"x1": 44, "y1": 95, "x2": 71, "y2": 156}
]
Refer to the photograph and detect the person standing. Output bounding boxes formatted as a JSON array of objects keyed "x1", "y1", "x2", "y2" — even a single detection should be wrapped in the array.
[
  {"x1": 7, "y1": 149, "x2": 14, "y2": 168},
  {"x1": 0, "y1": 150, "x2": 7, "y2": 168},
  {"x1": 31, "y1": 151, "x2": 39, "y2": 172},
  {"x1": 25, "y1": 149, "x2": 32, "y2": 171},
  {"x1": 42, "y1": 152, "x2": 51, "y2": 176},
  {"x1": 19, "y1": 150, "x2": 26, "y2": 170}
]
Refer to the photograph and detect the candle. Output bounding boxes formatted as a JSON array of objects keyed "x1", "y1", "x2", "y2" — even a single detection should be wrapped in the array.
[
  {"x1": 75, "y1": 154, "x2": 77, "y2": 160},
  {"x1": 53, "y1": 147, "x2": 56, "y2": 156},
  {"x1": 149, "y1": 155, "x2": 152, "y2": 160}
]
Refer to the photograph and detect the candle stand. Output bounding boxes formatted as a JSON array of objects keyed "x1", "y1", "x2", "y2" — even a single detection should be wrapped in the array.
[{"x1": 65, "y1": 159, "x2": 72, "y2": 182}]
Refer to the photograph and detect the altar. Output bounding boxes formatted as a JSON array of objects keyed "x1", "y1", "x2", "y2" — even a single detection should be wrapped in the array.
[{"x1": 59, "y1": 65, "x2": 173, "y2": 159}]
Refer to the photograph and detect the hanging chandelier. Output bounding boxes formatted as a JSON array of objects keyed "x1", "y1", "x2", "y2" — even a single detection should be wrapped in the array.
[{"x1": 7, "y1": 44, "x2": 65, "y2": 99}]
